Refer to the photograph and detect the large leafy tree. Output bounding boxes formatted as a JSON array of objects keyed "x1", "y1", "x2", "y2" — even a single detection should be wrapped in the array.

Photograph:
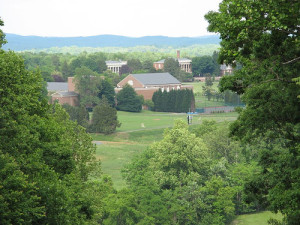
[
  {"x1": 191, "y1": 56, "x2": 216, "y2": 76},
  {"x1": 205, "y1": 0, "x2": 300, "y2": 223},
  {"x1": 0, "y1": 20, "x2": 103, "y2": 223},
  {"x1": 163, "y1": 57, "x2": 180, "y2": 76},
  {"x1": 74, "y1": 66, "x2": 102, "y2": 108}
]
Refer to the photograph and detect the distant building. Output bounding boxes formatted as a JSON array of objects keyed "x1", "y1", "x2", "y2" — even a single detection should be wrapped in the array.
[
  {"x1": 220, "y1": 64, "x2": 233, "y2": 76},
  {"x1": 153, "y1": 50, "x2": 192, "y2": 73},
  {"x1": 116, "y1": 72, "x2": 192, "y2": 100},
  {"x1": 47, "y1": 77, "x2": 79, "y2": 106},
  {"x1": 105, "y1": 60, "x2": 127, "y2": 74}
]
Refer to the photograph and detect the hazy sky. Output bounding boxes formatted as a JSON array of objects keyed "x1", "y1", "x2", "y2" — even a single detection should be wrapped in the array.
[{"x1": 0, "y1": 0, "x2": 222, "y2": 37}]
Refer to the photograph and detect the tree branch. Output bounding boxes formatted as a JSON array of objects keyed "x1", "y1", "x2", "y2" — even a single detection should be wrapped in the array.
[{"x1": 283, "y1": 56, "x2": 300, "y2": 65}]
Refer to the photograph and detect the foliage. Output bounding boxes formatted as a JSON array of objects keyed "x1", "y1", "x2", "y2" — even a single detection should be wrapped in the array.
[
  {"x1": 62, "y1": 104, "x2": 89, "y2": 128},
  {"x1": 108, "y1": 120, "x2": 240, "y2": 224},
  {"x1": 163, "y1": 57, "x2": 180, "y2": 76},
  {"x1": 116, "y1": 84, "x2": 143, "y2": 112},
  {"x1": 192, "y1": 55, "x2": 216, "y2": 76},
  {"x1": 152, "y1": 89, "x2": 195, "y2": 112},
  {"x1": 127, "y1": 58, "x2": 142, "y2": 72},
  {"x1": 0, "y1": 18, "x2": 6, "y2": 48},
  {"x1": 89, "y1": 98, "x2": 121, "y2": 134},
  {"x1": 74, "y1": 66, "x2": 102, "y2": 108},
  {"x1": 0, "y1": 49, "x2": 103, "y2": 224},
  {"x1": 205, "y1": 0, "x2": 300, "y2": 223},
  {"x1": 97, "y1": 79, "x2": 116, "y2": 107}
]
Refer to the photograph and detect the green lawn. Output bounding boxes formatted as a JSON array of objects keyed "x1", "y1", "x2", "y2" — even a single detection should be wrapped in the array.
[
  {"x1": 231, "y1": 211, "x2": 283, "y2": 225},
  {"x1": 115, "y1": 110, "x2": 238, "y2": 132},
  {"x1": 93, "y1": 110, "x2": 238, "y2": 189}
]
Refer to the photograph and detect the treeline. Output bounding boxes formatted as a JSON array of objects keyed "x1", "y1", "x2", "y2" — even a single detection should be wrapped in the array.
[
  {"x1": 152, "y1": 89, "x2": 195, "y2": 112},
  {"x1": 19, "y1": 44, "x2": 220, "y2": 57},
  {"x1": 20, "y1": 51, "x2": 166, "y2": 82},
  {"x1": 19, "y1": 49, "x2": 224, "y2": 83}
]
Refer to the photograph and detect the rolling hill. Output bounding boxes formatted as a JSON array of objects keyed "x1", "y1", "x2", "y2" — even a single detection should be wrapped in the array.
[{"x1": 3, "y1": 33, "x2": 220, "y2": 51}]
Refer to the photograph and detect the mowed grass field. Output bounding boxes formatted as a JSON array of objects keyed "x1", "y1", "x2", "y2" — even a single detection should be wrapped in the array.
[
  {"x1": 231, "y1": 211, "x2": 283, "y2": 225},
  {"x1": 92, "y1": 110, "x2": 238, "y2": 189}
]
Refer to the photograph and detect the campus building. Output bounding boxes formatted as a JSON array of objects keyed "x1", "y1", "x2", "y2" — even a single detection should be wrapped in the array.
[
  {"x1": 105, "y1": 60, "x2": 127, "y2": 75},
  {"x1": 153, "y1": 50, "x2": 192, "y2": 73},
  {"x1": 116, "y1": 72, "x2": 192, "y2": 100},
  {"x1": 47, "y1": 77, "x2": 78, "y2": 106}
]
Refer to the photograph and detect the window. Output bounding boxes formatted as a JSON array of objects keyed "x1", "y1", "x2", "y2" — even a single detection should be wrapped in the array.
[{"x1": 128, "y1": 80, "x2": 133, "y2": 86}]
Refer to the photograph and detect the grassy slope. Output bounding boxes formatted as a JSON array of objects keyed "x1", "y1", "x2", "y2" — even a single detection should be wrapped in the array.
[
  {"x1": 231, "y1": 211, "x2": 283, "y2": 225},
  {"x1": 93, "y1": 110, "x2": 238, "y2": 189}
]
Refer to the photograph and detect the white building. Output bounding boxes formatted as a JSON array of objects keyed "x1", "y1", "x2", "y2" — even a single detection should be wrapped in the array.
[{"x1": 105, "y1": 60, "x2": 127, "y2": 74}]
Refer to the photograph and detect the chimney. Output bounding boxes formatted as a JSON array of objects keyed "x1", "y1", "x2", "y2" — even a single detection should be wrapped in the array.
[{"x1": 177, "y1": 50, "x2": 180, "y2": 59}]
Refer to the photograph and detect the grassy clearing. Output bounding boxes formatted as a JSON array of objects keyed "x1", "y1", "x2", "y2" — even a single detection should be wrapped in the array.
[{"x1": 231, "y1": 211, "x2": 283, "y2": 225}]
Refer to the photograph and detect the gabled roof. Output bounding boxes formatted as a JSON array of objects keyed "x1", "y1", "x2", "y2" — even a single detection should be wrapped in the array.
[
  {"x1": 47, "y1": 82, "x2": 68, "y2": 92},
  {"x1": 132, "y1": 73, "x2": 181, "y2": 85}
]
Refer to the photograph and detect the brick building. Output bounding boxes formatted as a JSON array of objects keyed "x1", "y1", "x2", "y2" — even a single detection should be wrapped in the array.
[
  {"x1": 115, "y1": 72, "x2": 192, "y2": 100},
  {"x1": 47, "y1": 77, "x2": 79, "y2": 106},
  {"x1": 220, "y1": 64, "x2": 233, "y2": 76},
  {"x1": 153, "y1": 50, "x2": 192, "y2": 73}
]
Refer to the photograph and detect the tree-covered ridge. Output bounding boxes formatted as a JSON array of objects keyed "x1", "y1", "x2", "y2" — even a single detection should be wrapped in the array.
[{"x1": 3, "y1": 33, "x2": 220, "y2": 51}]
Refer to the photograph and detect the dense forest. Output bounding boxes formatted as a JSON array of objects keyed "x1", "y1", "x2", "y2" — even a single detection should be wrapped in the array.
[{"x1": 0, "y1": 0, "x2": 299, "y2": 224}]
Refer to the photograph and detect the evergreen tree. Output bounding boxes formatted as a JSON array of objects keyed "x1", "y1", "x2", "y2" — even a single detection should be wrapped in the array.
[
  {"x1": 116, "y1": 84, "x2": 143, "y2": 112},
  {"x1": 97, "y1": 79, "x2": 115, "y2": 107},
  {"x1": 89, "y1": 98, "x2": 121, "y2": 134}
]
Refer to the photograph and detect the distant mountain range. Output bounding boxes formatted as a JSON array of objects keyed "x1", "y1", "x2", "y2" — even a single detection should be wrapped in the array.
[{"x1": 3, "y1": 33, "x2": 220, "y2": 51}]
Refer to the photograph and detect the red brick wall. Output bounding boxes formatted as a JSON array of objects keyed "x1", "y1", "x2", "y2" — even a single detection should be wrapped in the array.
[
  {"x1": 68, "y1": 77, "x2": 76, "y2": 92},
  {"x1": 117, "y1": 75, "x2": 144, "y2": 88},
  {"x1": 51, "y1": 95, "x2": 79, "y2": 106},
  {"x1": 135, "y1": 89, "x2": 158, "y2": 100},
  {"x1": 153, "y1": 63, "x2": 164, "y2": 70}
]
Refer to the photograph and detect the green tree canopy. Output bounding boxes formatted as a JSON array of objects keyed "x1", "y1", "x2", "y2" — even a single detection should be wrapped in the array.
[
  {"x1": 0, "y1": 47, "x2": 102, "y2": 223},
  {"x1": 163, "y1": 57, "x2": 180, "y2": 76},
  {"x1": 205, "y1": 0, "x2": 300, "y2": 223},
  {"x1": 74, "y1": 66, "x2": 102, "y2": 108},
  {"x1": 127, "y1": 58, "x2": 142, "y2": 72},
  {"x1": 191, "y1": 55, "x2": 216, "y2": 76}
]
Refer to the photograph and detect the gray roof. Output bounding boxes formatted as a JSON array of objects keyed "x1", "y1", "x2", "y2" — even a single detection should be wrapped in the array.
[
  {"x1": 132, "y1": 73, "x2": 181, "y2": 85},
  {"x1": 47, "y1": 82, "x2": 68, "y2": 92},
  {"x1": 178, "y1": 58, "x2": 192, "y2": 63}
]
